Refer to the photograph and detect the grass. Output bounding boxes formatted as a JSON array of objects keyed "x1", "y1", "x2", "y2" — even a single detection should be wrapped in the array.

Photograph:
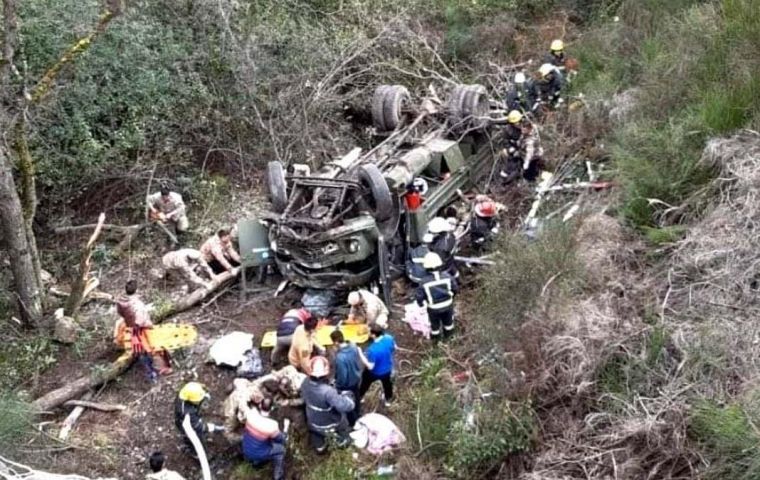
[
  {"x1": 0, "y1": 393, "x2": 35, "y2": 456},
  {"x1": 0, "y1": 335, "x2": 58, "y2": 391}
]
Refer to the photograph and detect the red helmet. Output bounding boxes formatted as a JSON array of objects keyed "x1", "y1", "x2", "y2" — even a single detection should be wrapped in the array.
[{"x1": 475, "y1": 201, "x2": 497, "y2": 218}]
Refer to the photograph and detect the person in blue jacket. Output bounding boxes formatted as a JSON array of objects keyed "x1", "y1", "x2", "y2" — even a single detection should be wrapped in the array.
[
  {"x1": 242, "y1": 398, "x2": 288, "y2": 480},
  {"x1": 358, "y1": 324, "x2": 396, "y2": 407}
]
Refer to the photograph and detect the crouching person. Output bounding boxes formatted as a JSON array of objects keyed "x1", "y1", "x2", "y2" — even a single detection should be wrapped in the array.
[
  {"x1": 242, "y1": 398, "x2": 287, "y2": 480},
  {"x1": 300, "y1": 356, "x2": 355, "y2": 454}
]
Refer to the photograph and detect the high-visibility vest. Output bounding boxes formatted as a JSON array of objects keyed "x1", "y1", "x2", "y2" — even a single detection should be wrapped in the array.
[{"x1": 422, "y1": 272, "x2": 454, "y2": 310}]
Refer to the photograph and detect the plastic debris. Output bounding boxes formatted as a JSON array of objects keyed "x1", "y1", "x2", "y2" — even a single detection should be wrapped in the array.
[{"x1": 208, "y1": 331, "x2": 254, "y2": 367}]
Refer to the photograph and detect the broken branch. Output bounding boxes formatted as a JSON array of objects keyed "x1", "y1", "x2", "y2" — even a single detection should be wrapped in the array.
[{"x1": 62, "y1": 400, "x2": 126, "y2": 412}]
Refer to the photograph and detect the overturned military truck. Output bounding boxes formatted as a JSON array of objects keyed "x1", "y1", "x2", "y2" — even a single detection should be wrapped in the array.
[{"x1": 243, "y1": 83, "x2": 507, "y2": 302}]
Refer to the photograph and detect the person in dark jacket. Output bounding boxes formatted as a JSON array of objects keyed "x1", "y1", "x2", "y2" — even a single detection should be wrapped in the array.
[
  {"x1": 271, "y1": 308, "x2": 311, "y2": 366},
  {"x1": 469, "y1": 195, "x2": 503, "y2": 250},
  {"x1": 534, "y1": 64, "x2": 564, "y2": 110},
  {"x1": 330, "y1": 330, "x2": 365, "y2": 426},
  {"x1": 300, "y1": 356, "x2": 355, "y2": 453},
  {"x1": 426, "y1": 217, "x2": 458, "y2": 278},
  {"x1": 499, "y1": 110, "x2": 527, "y2": 184},
  {"x1": 406, "y1": 241, "x2": 430, "y2": 284},
  {"x1": 544, "y1": 39, "x2": 567, "y2": 69},
  {"x1": 416, "y1": 253, "x2": 459, "y2": 341},
  {"x1": 174, "y1": 382, "x2": 222, "y2": 450},
  {"x1": 242, "y1": 398, "x2": 288, "y2": 480},
  {"x1": 505, "y1": 72, "x2": 536, "y2": 113}
]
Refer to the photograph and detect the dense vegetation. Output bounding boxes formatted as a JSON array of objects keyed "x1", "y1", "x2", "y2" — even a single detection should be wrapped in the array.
[{"x1": 2, "y1": 0, "x2": 759, "y2": 477}]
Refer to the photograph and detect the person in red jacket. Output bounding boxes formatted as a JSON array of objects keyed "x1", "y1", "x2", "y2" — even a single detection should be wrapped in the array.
[{"x1": 116, "y1": 279, "x2": 158, "y2": 382}]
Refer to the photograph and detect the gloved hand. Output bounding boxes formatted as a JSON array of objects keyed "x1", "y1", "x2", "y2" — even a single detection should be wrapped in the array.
[{"x1": 508, "y1": 147, "x2": 516, "y2": 154}]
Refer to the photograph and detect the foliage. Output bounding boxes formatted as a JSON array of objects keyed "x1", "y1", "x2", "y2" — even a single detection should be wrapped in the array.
[
  {"x1": 689, "y1": 398, "x2": 760, "y2": 479},
  {"x1": 0, "y1": 393, "x2": 35, "y2": 456},
  {"x1": 0, "y1": 335, "x2": 58, "y2": 390},
  {"x1": 472, "y1": 222, "x2": 579, "y2": 350},
  {"x1": 303, "y1": 448, "x2": 358, "y2": 480},
  {"x1": 446, "y1": 399, "x2": 536, "y2": 477}
]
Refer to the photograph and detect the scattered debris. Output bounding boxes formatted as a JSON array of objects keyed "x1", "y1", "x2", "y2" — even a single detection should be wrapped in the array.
[{"x1": 208, "y1": 331, "x2": 254, "y2": 367}]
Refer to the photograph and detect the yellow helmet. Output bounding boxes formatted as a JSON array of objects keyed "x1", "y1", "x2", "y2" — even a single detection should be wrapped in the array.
[
  {"x1": 179, "y1": 382, "x2": 208, "y2": 404},
  {"x1": 507, "y1": 110, "x2": 523, "y2": 124},
  {"x1": 550, "y1": 39, "x2": 564, "y2": 52},
  {"x1": 539, "y1": 63, "x2": 555, "y2": 78}
]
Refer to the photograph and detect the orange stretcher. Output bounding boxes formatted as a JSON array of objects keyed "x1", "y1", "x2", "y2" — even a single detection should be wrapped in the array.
[
  {"x1": 117, "y1": 323, "x2": 198, "y2": 352},
  {"x1": 260, "y1": 323, "x2": 370, "y2": 348}
]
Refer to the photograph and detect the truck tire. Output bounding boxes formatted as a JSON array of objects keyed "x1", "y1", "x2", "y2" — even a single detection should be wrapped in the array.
[
  {"x1": 359, "y1": 164, "x2": 393, "y2": 221},
  {"x1": 372, "y1": 85, "x2": 390, "y2": 132},
  {"x1": 266, "y1": 161, "x2": 288, "y2": 213},
  {"x1": 447, "y1": 84, "x2": 488, "y2": 131},
  {"x1": 382, "y1": 85, "x2": 410, "y2": 131}
]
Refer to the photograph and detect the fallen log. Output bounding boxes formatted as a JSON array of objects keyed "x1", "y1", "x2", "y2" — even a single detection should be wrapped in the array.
[
  {"x1": 32, "y1": 269, "x2": 239, "y2": 412},
  {"x1": 64, "y1": 213, "x2": 106, "y2": 316},
  {"x1": 53, "y1": 223, "x2": 137, "y2": 235},
  {"x1": 0, "y1": 455, "x2": 117, "y2": 480},
  {"x1": 62, "y1": 400, "x2": 126, "y2": 412}
]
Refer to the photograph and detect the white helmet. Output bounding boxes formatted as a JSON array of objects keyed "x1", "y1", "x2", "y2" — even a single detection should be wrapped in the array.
[
  {"x1": 309, "y1": 356, "x2": 330, "y2": 378},
  {"x1": 428, "y1": 217, "x2": 452, "y2": 234},
  {"x1": 422, "y1": 233, "x2": 434, "y2": 243},
  {"x1": 514, "y1": 72, "x2": 526, "y2": 84},
  {"x1": 539, "y1": 63, "x2": 556, "y2": 78},
  {"x1": 347, "y1": 291, "x2": 362, "y2": 306},
  {"x1": 422, "y1": 252, "x2": 443, "y2": 270}
]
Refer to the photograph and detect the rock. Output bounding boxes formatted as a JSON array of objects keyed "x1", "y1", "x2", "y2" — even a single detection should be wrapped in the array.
[
  {"x1": 53, "y1": 315, "x2": 79, "y2": 344},
  {"x1": 40, "y1": 268, "x2": 56, "y2": 285}
]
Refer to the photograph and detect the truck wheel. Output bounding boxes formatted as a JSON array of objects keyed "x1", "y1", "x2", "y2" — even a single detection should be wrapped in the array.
[
  {"x1": 382, "y1": 85, "x2": 410, "y2": 131},
  {"x1": 447, "y1": 85, "x2": 471, "y2": 127},
  {"x1": 266, "y1": 161, "x2": 288, "y2": 213},
  {"x1": 447, "y1": 84, "x2": 488, "y2": 131},
  {"x1": 359, "y1": 164, "x2": 393, "y2": 221},
  {"x1": 463, "y1": 85, "x2": 488, "y2": 129},
  {"x1": 372, "y1": 85, "x2": 390, "y2": 132}
]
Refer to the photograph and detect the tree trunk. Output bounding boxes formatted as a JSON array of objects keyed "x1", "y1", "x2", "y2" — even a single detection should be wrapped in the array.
[{"x1": 0, "y1": 147, "x2": 43, "y2": 326}]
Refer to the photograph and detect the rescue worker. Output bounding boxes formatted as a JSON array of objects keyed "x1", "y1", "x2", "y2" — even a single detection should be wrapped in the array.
[
  {"x1": 505, "y1": 72, "x2": 536, "y2": 113},
  {"x1": 544, "y1": 39, "x2": 567, "y2": 70},
  {"x1": 242, "y1": 398, "x2": 288, "y2": 480},
  {"x1": 520, "y1": 121, "x2": 544, "y2": 182},
  {"x1": 300, "y1": 356, "x2": 356, "y2": 453},
  {"x1": 200, "y1": 228, "x2": 241, "y2": 274},
  {"x1": 427, "y1": 217, "x2": 458, "y2": 278},
  {"x1": 499, "y1": 110, "x2": 543, "y2": 183},
  {"x1": 331, "y1": 329, "x2": 366, "y2": 426},
  {"x1": 288, "y1": 315, "x2": 323, "y2": 373},
  {"x1": 405, "y1": 241, "x2": 430, "y2": 284},
  {"x1": 116, "y1": 279, "x2": 158, "y2": 382},
  {"x1": 162, "y1": 248, "x2": 216, "y2": 291},
  {"x1": 347, "y1": 289, "x2": 389, "y2": 328},
  {"x1": 358, "y1": 324, "x2": 396, "y2": 407},
  {"x1": 147, "y1": 451, "x2": 186, "y2": 480},
  {"x1": 416, "y1": 252, "x2": 459, "y2": 341},
  {"x1": 222, "y1": 367, "x2": 305, "y2": 443},
  {"x1": 470, "y1": 195, "x2": 503, "y2": 249},
  {"x1": 174, "y1": 382, "x2": 224, "y2": 453},
  {"x1": 147, "y1": 187, "x2": 189, "y2": 234},
  {"x1": 534, "y1": 63, "x2": 564, "y2": 110},
  {"x1": 271, "y1": 308, "x2": 312, "y2": 366}
]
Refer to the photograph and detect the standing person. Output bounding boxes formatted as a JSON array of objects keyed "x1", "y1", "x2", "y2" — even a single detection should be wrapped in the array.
[
  {"x1": 427, "y1": 217, "x2": 458, "y2": 278},
  {"x1": 116, "y1": 279, "x2": 160, "y2": 382},
  {"x1": 146, "y1": 451, "x2": 186, "y2": 480},
  {"x1": 242, "y1": 398, "x2": 288, "y2": 480},
  {"x1": 416, "y1": 252, "x2": 458, "y2": 342},
  {"x1": 330, "y1": 329, "x2": 365, "y2": 426},
  {"x1": 358, "y1": 324, "x2": 396, "y2": 408},
  {"x1": 300, "y1": 356, "x2": 355, "y2": 453},
  {"x1": 271, "y1": 308, "x2": 312, "y2": 366},
  {"x1": 174, "y1": 382, "x2": 223, "y2": 479},
  {"x1": 200, "y1": 228, "x2": 241, "y2": 274},
  {"x1": 347, "y1": 289, "x2": 389, "y2": 328},
  {"x1": 505, "y1": 72, "x2": 536, "y2": 113},
  {"x1": 288, "y1": 315, "x2": 323, "y2": 373},
  {"x1": 147, "y1": 186, "x2": 189, "y2": 234},
  {"x1": 162, "y1": 248, "x2": 216, "y2": 291},
  {"x1": 544, "y1": 39, "x2": 567, "y2": 69}
]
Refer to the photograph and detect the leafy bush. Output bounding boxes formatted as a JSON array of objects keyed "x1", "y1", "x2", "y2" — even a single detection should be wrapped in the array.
[{"x1": 0, "y1": 336, "x2": 58, "y2": 390}]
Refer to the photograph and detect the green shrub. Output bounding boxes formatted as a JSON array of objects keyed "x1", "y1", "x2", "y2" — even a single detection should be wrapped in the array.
[
  {"x1": 472, "y1": 222, "x2": 579, "y2": 350},
  {"x1": 0, "y1": 393, "x2": 35, "y2": 455},
  {"x1": 689, "y1": 399, "x2": 760, "y2": 480},
  {"x1": 446, "y1": 399, "x2": 536, "y2": 477},
  {"x1": 0, "y1": 336, "x2": 58, "y2": 390}
]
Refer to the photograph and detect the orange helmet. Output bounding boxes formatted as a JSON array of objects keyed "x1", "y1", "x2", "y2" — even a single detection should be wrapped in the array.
[{"x1": 475, "y1": 201, "x2": 497, "y2": 218}]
